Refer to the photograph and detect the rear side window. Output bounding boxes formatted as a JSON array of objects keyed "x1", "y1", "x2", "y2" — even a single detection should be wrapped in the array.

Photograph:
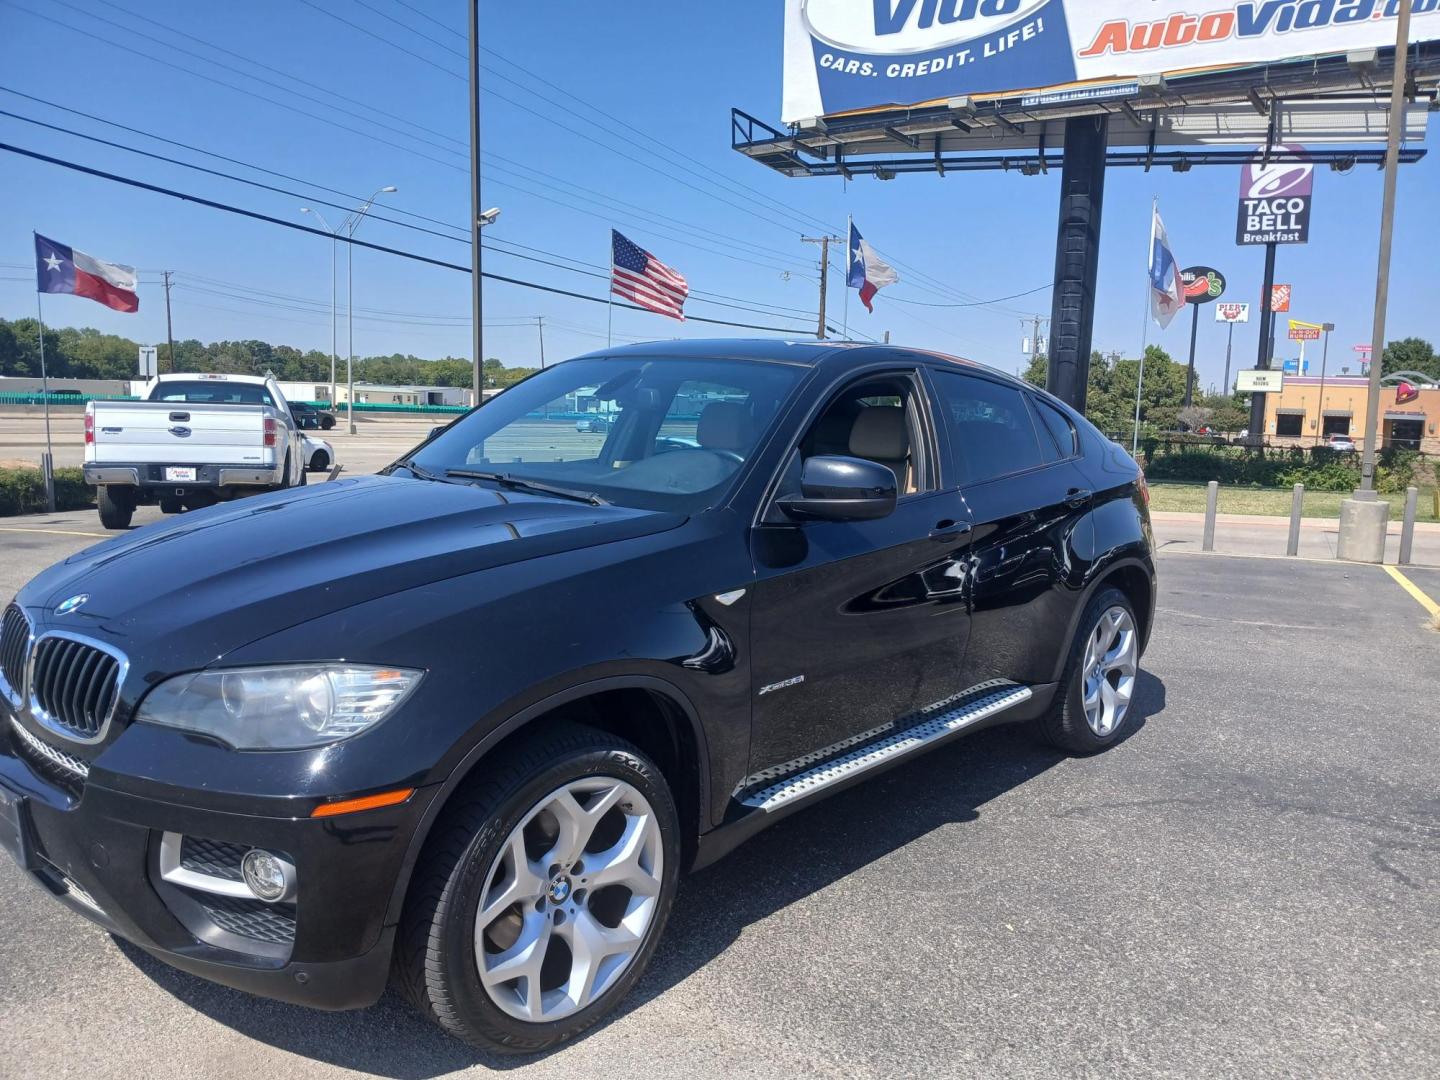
[
  {"x1": 150, "y1": 380, "x2": 275, "y2": 406},
  {"x1": 929, "y1": 370, "x2": 1044, "y2": 485},
  {"x1": 1032, "y1": 397, "x2": 1078, "y2": 460}
]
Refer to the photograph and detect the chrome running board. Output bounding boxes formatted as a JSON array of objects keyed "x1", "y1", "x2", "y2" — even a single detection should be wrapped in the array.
[{"x1": 739, "y1": 682, "x2": 1032, "y2": 813}]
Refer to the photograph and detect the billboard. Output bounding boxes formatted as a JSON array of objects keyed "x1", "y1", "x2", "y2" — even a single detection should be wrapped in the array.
[
  {"x1": 1270, "y1": 284, "x2": 1292, "y2": 312},
  {"x1": 1180, "y1": 266, "x2": 1226, "y2": 304},
  {"x1": 1237, "y1": 369, "x2": 1284, "y2": 393},
  {"x1": 1287, "y1": 319, "x2": 1323, "y2": 341},
  {"x1": 782, "y1": 1, "x2": 1440, "y2": 122},
  {"x1": 1215, "y1": 302, "x2": 1250, "y2": 323}
]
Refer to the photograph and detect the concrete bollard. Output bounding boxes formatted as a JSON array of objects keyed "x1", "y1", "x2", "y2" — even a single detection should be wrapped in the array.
[
  {"x1": 1202, "y1": 481, "x2": 1218, "y2": 552},
  {"x1": 1336, "y1": 490, "x2": 1389, "y2": 564},
  {"x1": 1286, "y1": 483, "x2": 1304, "y2": 556},
  {"x1": 1399, "y1": 486, "x2": 1419, "y2": 566}
]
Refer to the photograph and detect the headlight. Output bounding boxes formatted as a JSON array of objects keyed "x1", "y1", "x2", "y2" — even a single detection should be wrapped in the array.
[{"x1": 135, "y1": 664, "x2": 423, "y2": 750}]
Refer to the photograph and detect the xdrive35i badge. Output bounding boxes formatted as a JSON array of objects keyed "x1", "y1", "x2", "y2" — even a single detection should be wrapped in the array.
[{"x1": 55, "y1": 593, "x2": 89, "y2": 615}]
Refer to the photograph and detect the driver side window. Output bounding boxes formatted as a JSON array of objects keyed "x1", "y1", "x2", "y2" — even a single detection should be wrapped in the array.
[{"x1": 787, "y1": 373, "x2": 933, "y2": 498}]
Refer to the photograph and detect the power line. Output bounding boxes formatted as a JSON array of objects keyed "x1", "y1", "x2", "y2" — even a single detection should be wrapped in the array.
[
  {"x1": 0, "y1": 142, "x2": 821, "y2": 337},
  {"x1": 886, "y1": 283, "x2": 1053, "y2": 308}
]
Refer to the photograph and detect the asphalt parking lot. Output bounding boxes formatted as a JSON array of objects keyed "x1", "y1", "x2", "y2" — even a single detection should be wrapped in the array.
[{"x1": 1, "y1": 523, "x2": 1437, "y2": 1077}]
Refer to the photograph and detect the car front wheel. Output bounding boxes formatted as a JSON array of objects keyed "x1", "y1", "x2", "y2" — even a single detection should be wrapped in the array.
[
  {"x1": 1037, "y1": 586, "x2": 1141, "y2": 754},
  {"x1": 396, "y1": 723, "x2": 679, "y2": 1053}
]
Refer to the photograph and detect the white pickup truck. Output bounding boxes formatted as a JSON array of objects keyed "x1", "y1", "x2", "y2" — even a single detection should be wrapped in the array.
[{"x1": 83, "y1": 372, "x2": 306, "y2": 529}]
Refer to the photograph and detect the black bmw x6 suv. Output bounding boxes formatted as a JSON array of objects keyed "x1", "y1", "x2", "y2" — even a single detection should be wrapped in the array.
[{"x1": 0, "y1": 340, "x2": 1155, "y2": 1053}]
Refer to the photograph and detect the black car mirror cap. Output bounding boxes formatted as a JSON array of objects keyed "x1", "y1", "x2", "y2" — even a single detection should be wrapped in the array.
[{"x1": 777, "y1": 455, "x2": 897, "y2": 522}]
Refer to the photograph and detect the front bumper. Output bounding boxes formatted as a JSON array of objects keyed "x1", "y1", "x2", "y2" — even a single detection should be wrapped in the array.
[{"x1": 0, "y1": 715, "x2": 434, "y2": 1011}]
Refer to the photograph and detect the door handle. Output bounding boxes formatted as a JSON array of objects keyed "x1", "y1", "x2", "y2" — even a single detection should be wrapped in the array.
[
  {"x1": 929, "y1": 520, "x2": 972, "y2": 540},
  {"x1": 1065, "y1": 488, "x2": 1094, "y2": 507}
]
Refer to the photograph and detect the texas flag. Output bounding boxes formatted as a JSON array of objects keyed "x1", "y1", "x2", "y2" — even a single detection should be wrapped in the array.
[
  {"x1": 846, "y1": 220, "x2": 898, "y2": 313},
  {"x1": 34, "y1": 233, "x2": 139, "y2": 312}
]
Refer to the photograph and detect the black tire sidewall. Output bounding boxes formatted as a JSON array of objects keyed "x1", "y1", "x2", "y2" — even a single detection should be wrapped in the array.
[{"x1": 433, "y1": 743, "x2": 680, "y2": 1050}]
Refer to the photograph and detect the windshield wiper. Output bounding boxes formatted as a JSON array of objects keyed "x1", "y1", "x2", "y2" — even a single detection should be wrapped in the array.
[
  {"x1": 394, "y1": 457, "x2": 445, "y2": 482},
  {"x1": 445, "y1": 469, "x2": 608, "y2": 506}
]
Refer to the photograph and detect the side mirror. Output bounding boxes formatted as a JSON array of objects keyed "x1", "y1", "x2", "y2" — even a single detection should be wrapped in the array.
[{"x1": 777, "y1": 455, "x2": 897, "y2": 522}]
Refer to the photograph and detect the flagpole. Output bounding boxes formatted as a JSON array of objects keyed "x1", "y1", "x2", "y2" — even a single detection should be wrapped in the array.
[
  {"x1": 36, "y1": 289, "x2": 56, "y2": 513},
  {"x1": 842, "y1": 215, "x2": 852, "y2": 339},
  {"x1": 1132, "y1": 196, "x2": 1156, "y2": 457}
]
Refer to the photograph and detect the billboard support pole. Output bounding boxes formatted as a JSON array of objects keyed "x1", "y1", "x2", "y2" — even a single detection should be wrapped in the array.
[
  {"x1": 1359, "y1": 0, "x2": 1413, "y2": 492},
  {"x1": 1183, "y1": 302, "x2": 1199, "y2": 407},
  {"x1": 1046, "y1": 115, "x2": 1108, "y2": 413},
  {"x1": 1247, "y1": 240, "x2": 1277, "y2": 445},
  {"x1": 1224, "y1": 321, "x2": 1235, "y2": 395}
]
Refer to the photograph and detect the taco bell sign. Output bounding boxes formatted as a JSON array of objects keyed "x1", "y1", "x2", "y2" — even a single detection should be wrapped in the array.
[{"x1": 1236, "y1": 145, "x2": 1313, "y2": 246}]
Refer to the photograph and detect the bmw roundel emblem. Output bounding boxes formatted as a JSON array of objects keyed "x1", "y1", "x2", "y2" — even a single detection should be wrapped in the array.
[{"x1": 55, "y1": 593, "x2": 89, "y2": 616}]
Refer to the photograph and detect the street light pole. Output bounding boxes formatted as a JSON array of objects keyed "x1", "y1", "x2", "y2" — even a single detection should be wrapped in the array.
[
  {"x1": 469, "y1": 0, "x2": 484, "y2": 404},
  {"x1": 345, "y1": 186, "x2": 398, "y2": 435},
  {"x1": 300, "y1": 207, "x2": 340, "y2": 408},
  {"x1": 1317, "y1": 322, "x2": 1335, "y2": 445}
]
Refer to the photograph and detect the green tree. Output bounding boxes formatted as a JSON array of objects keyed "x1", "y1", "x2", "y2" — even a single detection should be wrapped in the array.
[{"x1": 1382, "y1": 337, "x2": 1439, "y2": 382}]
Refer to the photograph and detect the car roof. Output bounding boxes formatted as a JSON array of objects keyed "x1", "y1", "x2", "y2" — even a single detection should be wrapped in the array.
[{"x1": 567, "y1": 338, "x2": 1029, "y2": 385}]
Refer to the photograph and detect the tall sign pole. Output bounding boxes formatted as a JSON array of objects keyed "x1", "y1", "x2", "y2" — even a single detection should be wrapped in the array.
[
  {"x1": 1178, "y1": 266, "x2": 1227, "y2": 407},
  {"x1": 468, "y1": 0, "x2": 484, "y2": 402},
  {"x1": 1360, "y1": 1, "x2": 1413, "y2": 491}
]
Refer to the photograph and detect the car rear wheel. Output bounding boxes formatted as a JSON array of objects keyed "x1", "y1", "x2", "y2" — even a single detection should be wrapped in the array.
[
  {"x1": 395, "y1": 723, "x2": 679, "y2": 1053},
  {"x1": 309, "y1": 450, "x2": 329, "y2": 472},
  {"x1": 97, "y1": 485, "x2": 134, "y2": 530},
  {"x1": 1036, "y1": 586, "x2": 1140, "y2": 754}
]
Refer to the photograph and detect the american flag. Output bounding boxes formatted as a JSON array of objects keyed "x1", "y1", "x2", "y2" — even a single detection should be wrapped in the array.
[{"x1": 611, "y1": 230, "x2": 688, "y2": 321}]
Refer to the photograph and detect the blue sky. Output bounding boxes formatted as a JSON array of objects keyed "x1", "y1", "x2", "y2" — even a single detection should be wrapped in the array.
[{"x1": 1, "y1": 0, "x2": 1436, "y2": 391}]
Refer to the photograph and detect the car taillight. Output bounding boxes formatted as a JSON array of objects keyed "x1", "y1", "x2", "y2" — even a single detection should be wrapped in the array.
[
  {"x1": 84, "y1": 412, "x2": 94, "y2": 445},
  {"x1": 263, "y1": 418, "x2": 277, "y2": 447},
  {"x1": 1137, "y1": 470, "x2": 1151, "y2": 505}
]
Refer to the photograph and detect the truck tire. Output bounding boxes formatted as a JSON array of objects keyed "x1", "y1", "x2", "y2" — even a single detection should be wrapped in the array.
[
  {"x1": 395, "y1": 722, "x2": 680, "y2": 1054},
  {"x1": 1036, "y1": 586, "x2": 1141, "y2": 755},
  {"x1": 97, "y1": 485, "x2": 134, "y2": 530},
  {"x1": 279, "y1": 451, "x2": 294, "y2": 489}
]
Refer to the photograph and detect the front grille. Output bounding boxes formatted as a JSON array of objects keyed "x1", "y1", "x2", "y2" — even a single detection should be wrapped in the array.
[
  {"x1": 8, "y1": 717, "x2": 88, "y2": 797},
  {"x1": 31, "y1": 636, "x2": 121, "y2": 740},
  {"x1": 0, "y1": 605, "x2": 29, "y2": 696},
  {"x1": 179, "y1": 837, "x2": 249, "y2": 882},
  {"x1": 198, "y1": 893, "x2": 297, "y2": 946}
]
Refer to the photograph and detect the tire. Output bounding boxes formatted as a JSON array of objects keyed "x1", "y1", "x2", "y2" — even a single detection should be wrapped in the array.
[
  {"x1": 96, "y1": 485, "x2": 133, "y2": 530},
  {"x1": 395, "y1": 723, "x2": 680, "y2": 1054},
  {"x1": 297, "y1": 463, "x2": 308, "y2": 486},
  {"x1": 279, "y1": 452, "x2": 293, "y2": 489},
  {"x1": 309, "y1": 451, "x2": 329, "y2": 472},
  {"x1": 1036, "y1": 587, "x2": 1141, "y2": 755}
]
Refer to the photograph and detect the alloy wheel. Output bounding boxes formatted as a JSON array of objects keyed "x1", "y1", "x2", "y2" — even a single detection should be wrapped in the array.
[
  {"x1": 474, "y1": 777, "x2": 663, "y2": 1023},
  {"x1": 1081, "y1": 606, "x2": 1137, "y2": 737}
]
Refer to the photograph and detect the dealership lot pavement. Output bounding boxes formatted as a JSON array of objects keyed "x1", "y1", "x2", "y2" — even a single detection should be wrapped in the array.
[{"x1": 1, "y1": 519, "x2": 1437, "y2": 1078}]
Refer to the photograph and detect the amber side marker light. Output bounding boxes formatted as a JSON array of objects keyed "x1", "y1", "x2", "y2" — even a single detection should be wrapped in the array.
[{"x1": 311, "y1": 787, "x2": 416, "y2": 818}]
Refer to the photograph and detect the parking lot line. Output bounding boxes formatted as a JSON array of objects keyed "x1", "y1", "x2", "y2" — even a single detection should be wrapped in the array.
[
  {"x1": 1383, "y1": 564, "x2": 1440, "y2": 617},
  {"x1": 0, "y1": 525, "x2": 108, "y2": 539}
]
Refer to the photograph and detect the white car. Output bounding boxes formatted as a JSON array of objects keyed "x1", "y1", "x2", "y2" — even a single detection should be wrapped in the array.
[
  {"x1": 303, "y1": 434, "x2": 336, "y2": 473},
  {"x1": 1327, "y1": 434, "x2": 1357, "y2": 452}
]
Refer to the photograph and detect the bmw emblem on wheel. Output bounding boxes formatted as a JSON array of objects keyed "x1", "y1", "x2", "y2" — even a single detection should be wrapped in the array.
[{"x1": 54, "y1": 593, "x2": 89, "y2": 616}]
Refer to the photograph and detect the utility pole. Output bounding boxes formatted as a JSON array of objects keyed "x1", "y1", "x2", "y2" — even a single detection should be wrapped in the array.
[
  {"x1": 1359, "y1": 0, "x2": 1412, "y2": 490},
  {"x1": 162, "y1": 270, "x2": 175, "y2": 373},
  {"x1": 801, "y1": 235, "x2": 840, "y2": 339},
  {"x1": 536, "y1": 315, "x2": 546, "y2": 370},
  {"x1": 468, "y1": 0, "x2": 484, "y2": 401}
]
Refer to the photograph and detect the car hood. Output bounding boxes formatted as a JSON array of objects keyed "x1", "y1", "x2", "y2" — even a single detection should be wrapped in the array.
[{"x1": 18, "y1": 474, "x2": 683, "y2": 664}]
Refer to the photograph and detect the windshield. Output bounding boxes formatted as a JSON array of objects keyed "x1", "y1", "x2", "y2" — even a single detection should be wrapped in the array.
[
  {"x1": 149, "y1": 380, "x2": 277, "y2": 406},
  {"x1": 401, "y1": 355, "x2": 804, "y2": 513}
]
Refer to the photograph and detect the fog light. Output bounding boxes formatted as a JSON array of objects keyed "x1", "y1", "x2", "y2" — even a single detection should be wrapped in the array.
[{"x1": 241, "y1": 849, "x2": 295, "y2": 903}]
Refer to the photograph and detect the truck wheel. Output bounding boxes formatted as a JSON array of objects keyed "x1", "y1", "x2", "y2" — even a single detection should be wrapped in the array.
[
  {"x1": 97, "y1": 486, "x2": 134, "y2": 530},
  {"x1": 1036, "y1": 587, "x2": 1140, "y2": 755},
  {"x1": 395, "y1": 723, "x2": 679, "y2": 1054},
  {"x1": 279, "y1": 452, "x2": 294, "y2": 489}
]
